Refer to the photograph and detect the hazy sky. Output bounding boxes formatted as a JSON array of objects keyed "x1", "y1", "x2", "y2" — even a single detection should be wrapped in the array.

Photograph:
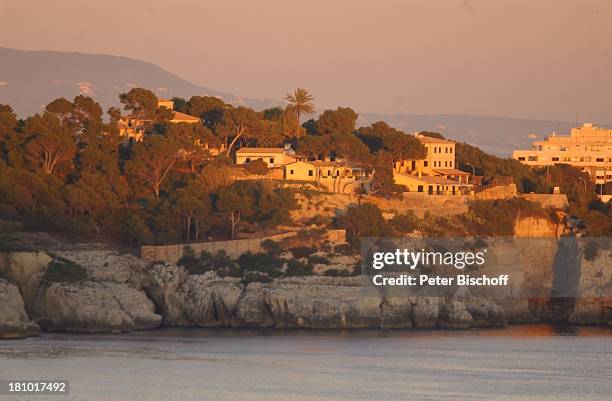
[{"x1": 1, "y1": 0, "x2": 612, "y2": 122}]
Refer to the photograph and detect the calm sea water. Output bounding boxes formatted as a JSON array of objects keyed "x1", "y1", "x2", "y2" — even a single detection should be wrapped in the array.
[{"x1": 0, "y1": 325, "x2": 610, "y2": 401}]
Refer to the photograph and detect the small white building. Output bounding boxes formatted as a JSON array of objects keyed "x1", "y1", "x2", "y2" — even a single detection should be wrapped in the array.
[{"x1": 235, "y1": 147, "x2": 298, "y2": 168}]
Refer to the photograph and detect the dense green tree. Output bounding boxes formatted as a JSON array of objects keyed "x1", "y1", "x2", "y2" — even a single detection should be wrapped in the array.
[
  {"x1": 371, "y1": 153, "x2": 399, "y2": 197},
  {"x1": 357, "y1": 121, "x2": 426, "y2": 162},
  {"x1": 23, "y1": 113, "x2": 76, "y2": 176},
  {"x1": 119, "y1": 88, "x2": 158, "y2": 119},
  {"x1": 455, "y1": 142, "x2": 537, "y2": 191},
  {"x1": 339, "y1": 203, "x2": 393, "y2": 246},
  {"x1": 261, "y1": 107, "x2": 284, "y2": 121},
  {"x1": 125, "y1": 135, "x2": 180, "y2": 198},
  {"x1": 217, "y1": 106, "x2": 261, "y2": 155},
  {"x1": 316, "y1": 107, "x2": 358, "y2": 136},
  {"x1": 216, "y1": 185, "x2": 249, "y2": 239},
  {"x1": 172, "y1": 179, "x2": 212, "y2": 241}
]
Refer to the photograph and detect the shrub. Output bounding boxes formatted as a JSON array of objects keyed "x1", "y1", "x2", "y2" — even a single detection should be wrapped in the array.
[
  {"x1": 244, "y1": 271, "x2": 273, "y2": 284},
  {"x1": 202, "y1": 250, "x2": 241, "y2": 276},
  {"x1": 42, "y1": 257, "x2": 87, "y2": 284},
  {"x1": 324, "y1": 268, "x2": 351, "y2": 277},
  {"x1": 261, "y1": 239, "x2": 282, "y2": 256},
  {"x1": 289, "y1": 246, "x2": 317, "y2": 259},
  {"x1": 308, "y1": 255, "x2": 331, "y2": 265},
  {"x1": 334, "y1": 244, "x2": 352, "y2": 255},
  {"x1": 464, "y1": 198, "x2": 546, "y2": 237},
  {"x1": 390, "y1": 211, "x2": 419, "y2": 234},
  {"x1": 245, "y1": 159, "x2": 269, "y2": 175},
  {"x1": 583, "y1": 241, "x2": 599, "y2": 262},
  {"x1": 177, "y1": 246, "x2": 198, "y2": 267},
  {"x1": 0, "y1": 235, "x2": 34, "y2": 252},
  {"x1": 237, "y1": 252, "x2": 283, "y2": 277},
  {"x1": 285, "y1": 259, "x2": 314, "y2": 276},
  {"x1": 338, "y1": 203, "x2": 394, "y2": 247}
]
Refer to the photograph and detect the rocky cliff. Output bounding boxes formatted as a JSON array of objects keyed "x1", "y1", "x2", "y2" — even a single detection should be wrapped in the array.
[
  {"x1": 0, "y1": 251, "x2": 161, "y2": 336},
  {"x1": 0, "y1": 279, "x2": 40, "y2": 339},
  {"x1": 146, "y1": 265, "x2": 504, "y2": 329},
  {"x1": 0, "y1": 233, "x2": 609, "y2": 338}
]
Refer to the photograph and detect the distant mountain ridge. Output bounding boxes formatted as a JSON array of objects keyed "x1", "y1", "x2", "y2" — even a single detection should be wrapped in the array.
[
  {"x1": 0, "y1": 47, "x2": 600, "y2": 156},
  {"x1": 0, "y1": 47, "x2": 282, "y2": 117}
]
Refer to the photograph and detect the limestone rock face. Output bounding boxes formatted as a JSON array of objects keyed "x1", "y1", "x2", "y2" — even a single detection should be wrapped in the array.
[
  {"x1": 438, "y1": 300, "x2": 473, "y2": 329},
  {"x1": 148, "y1": 265, "x2": 242, "y2": 327},
  {"x1": 0, "y1": 279, "x2": 40, "y2": 339},
  {"x1": 146, "y1": 269, "x2": 510, "y2": 329},
  {"x1": 568, "y1": 248, "x2": 612, "y2": 325},
  {"x1": 233, "y1": 283, "x2": 274, "y2": 327},
  {"x1": 2, "y1": 252, "x2": 52, "y2": 312},
  {"x1": 464, "y1": 299, "x2": 507, "y2": 327},
  {"x1": 263, "y1": 278, "x2": 382, "y2": 329},
  {"x1": 54, "y1": 250, "x2": 151, "y2": 290},
  {"x1": 33, "y1": 281, "x2": 161, "y2": 333},
  {"x1": 411, "y1": 297, "x2": 441, "y2": 328}
]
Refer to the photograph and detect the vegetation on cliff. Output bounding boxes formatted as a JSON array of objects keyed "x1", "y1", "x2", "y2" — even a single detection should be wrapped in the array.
[
  {"x1": 42, "y1": 257, "x2": 88, "y2": 284},
  {"x1": 0, "y1": 88, "x2": 609, "y2": 247}
]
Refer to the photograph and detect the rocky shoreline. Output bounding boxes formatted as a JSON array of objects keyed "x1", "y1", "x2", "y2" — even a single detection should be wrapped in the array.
[{"x1": 1, "y1": 242, "x2": 610, "y2": 339}]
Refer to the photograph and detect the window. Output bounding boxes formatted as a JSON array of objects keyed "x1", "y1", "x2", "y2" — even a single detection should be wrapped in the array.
[
  {"x1": 551, "y1": 157, "x2": 559, "y2": 162},
  {"x1": 308, "y1": 170, "x2": 313, "y2": 177},
  {"x1": 445, "y1": 147, "x2": 449, "y2": 153},
  {"x1": 597, "y1": 158, "x2": 604, "y2": 162},
  {"x1": 245, "y1": 157, "x2": 251, "y2": 163},
  {"x1": 450, "y1": 147, "x2": 453, "y2": 153},
  {"x1": 327, "y1": 169, "x2": 331, "y2": 176},
  {"x1": 424, "y1": 161, "x2": 428, "y2": 167},
  {"x1": 528, "y1": 156, "x2": 538, "y2": 161},
  {"x1": 290, "y1": 169, "x2": 294, "y2": 175},
  {"x1": 450, "y1": 161, "x2": 453, "y2": 168},
  {"x1": 270, "y1": 158, "x2": 275, "y2": 164},
  {"x1": 417, "y1": 185, "x2": 423, "y2": 192},
  {"x1": 560, "y1": 146, "x2": 567, "y2": 151}
]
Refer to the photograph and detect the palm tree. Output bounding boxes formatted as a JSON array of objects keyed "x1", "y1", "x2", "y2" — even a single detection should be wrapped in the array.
[{"x1": 284, "y1": 88, "x2": 315, "y2": 139}]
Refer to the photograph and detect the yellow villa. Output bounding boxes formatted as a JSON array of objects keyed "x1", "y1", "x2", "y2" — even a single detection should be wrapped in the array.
[
  {"x1": 394, "y1": 134, "x2": 458, "y2": 175},
  {"x1": 284, "y1": 160, "x2": 370, "y2": 193},
  {"x1": 392, "y1": 133, "x2": 473, "y2": 195},
  {"x1": 512, "y1": 123, "x2": 612, "y2": 184}
]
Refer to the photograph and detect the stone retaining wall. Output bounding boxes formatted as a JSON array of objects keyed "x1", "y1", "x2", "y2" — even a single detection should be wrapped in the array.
[{"x1": 140, "y1": 229, "x2": 347, "y2": 263}]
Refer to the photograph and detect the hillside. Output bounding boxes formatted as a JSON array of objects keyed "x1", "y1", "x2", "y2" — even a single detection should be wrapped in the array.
[
  {"x1": 358, "y1": 113, "x2": 583, "y2": 156},
  {"x1": 0, "y1": 47, "x2": 280, "y2": 117}
]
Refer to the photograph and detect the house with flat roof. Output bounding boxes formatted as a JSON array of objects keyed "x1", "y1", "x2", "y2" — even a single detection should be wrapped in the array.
[
  {"x1": 392, "y1": 133, "x2": 473, "y2": 195},
  {"x1": 394, "y1": 134, "x2": 458, "y2": 175},
  {"x1": 235, "y1": 147, "x2": 299, "y2": 168},
  {"x1": 512, "y1": 123, "x2": 612, "y2": 184}
]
